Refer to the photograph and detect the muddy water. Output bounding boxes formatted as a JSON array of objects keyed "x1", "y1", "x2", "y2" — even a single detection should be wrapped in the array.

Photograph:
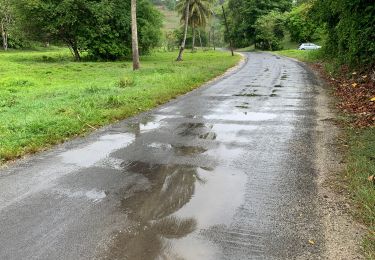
[{"x1": 0, "y1": 53, "x2": 324, "y2": 260}]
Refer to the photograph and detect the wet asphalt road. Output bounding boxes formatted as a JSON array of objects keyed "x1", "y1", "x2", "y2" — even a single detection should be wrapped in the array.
[{"x1": 0, "y1": 52, "x2": 324, "y2": 260}]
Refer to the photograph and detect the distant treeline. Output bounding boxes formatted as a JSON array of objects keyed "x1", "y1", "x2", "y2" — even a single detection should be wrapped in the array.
[
  {"x1": 224, "y1": 0, "x2": 375, "y2": 68},
  {"x1": 0, "y1": 0, "x2": 162, "y2": 60}
]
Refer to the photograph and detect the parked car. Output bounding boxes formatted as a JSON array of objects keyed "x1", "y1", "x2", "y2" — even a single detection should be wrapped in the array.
[{"x1": 298, "y1": 43, "x2": 321, "y2": 50}]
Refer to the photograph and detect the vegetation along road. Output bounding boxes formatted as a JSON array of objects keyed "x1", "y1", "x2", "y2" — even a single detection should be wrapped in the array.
[
  {"x1": 0, "y1": 0, "x2": 374, "y2": 258},
  {"x1": 0, "y1": 52, "x2": 362, "y2": 259},
  {"x1": 0, "y1": 49, "x2": 239, "y2": 163}
]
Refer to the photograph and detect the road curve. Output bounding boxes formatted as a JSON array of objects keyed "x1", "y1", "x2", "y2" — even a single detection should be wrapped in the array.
[{"x1": 0, "y1": 52, "x2": 324, "y2": 260}]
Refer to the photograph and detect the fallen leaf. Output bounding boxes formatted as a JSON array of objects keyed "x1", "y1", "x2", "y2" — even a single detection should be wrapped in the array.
[
  {"x1": 368, "y1": 175, "x2": 374, "y2": 183},
  {"x1": 370, "y1": 97, "x2": 375, "y2": 102},
  {"x1": 308, "y1": 239, "x2": 315, "y2": 245},
  {"x1": 352, "y1": 72, "x2": 357, "y2": 75},
  {"x1": 352, "y1": 83, "x2": 358, "y2": 88}
]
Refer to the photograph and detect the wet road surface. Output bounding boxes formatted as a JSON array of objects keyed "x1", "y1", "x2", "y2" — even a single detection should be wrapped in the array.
[{"x1": 0, "y1": 52, "x2": 324, "y2": 259}]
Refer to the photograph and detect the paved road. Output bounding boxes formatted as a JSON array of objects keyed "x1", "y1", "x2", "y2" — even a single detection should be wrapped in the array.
[{"x1": 0, "y1": 52, "x2": 324, "y2": 259}]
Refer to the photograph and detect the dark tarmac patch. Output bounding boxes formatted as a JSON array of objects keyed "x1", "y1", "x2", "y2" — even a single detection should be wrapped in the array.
[
  {"x1": 173, "y1": 145, "x2": 207, "y2": 156},
  {"x1": 233, "y1": 93, "x2": 261, "y2": 97},
  {"x1": 235, "y1": 105, "x2": 249, "y2": 109},
  {"x1": 177, "y1": 123, "x2": 211, "y2": 137}
]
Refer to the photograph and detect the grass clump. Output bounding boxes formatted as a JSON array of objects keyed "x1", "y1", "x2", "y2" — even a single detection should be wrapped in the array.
[
  {"x1": 346, "y1": 128, "x2": 375, "y2": 259},
  {"x1": 0, "y1": 48, "x2": 240, "y2": 164},
  {"x1": 117, "y1": 76, "x2": 134, "y2": 88}
]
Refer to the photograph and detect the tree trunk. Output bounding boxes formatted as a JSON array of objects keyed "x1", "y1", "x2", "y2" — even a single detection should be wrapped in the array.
[
  {"x1": 131, "y1": 0, "x2": 140, "y2": 70},
  {"x1": 176, "y1": 0, "x2": 190, "y2": 61},
  {"x1": 198, "y1": 29, "x2": 203, "y2": 49},
  {"x1": 1, "y1": 22, "x2": 8, "y2": 51},
  {"x1": 212, "y1": 27, "x2": 216, "y2": 50},
  {"x1": 72, "y1": 46, "x2": 81, "y2": 61},
  {"x1": 208, "y1": 30, "x2": 211, "y2": 49},
  {"x1": 191, "y1": 25, "x2": 196, "y2": 52},
  {"x1": 222, "y1": 6, "x2": 234, "y2": 56}
]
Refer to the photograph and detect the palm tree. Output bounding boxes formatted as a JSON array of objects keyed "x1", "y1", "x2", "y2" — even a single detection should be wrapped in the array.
[
  {"x1": 177, "y1": 0, "x2": 213, "y2": 54},
  {"x1": 0, "y1": 0, "x2": 12, "y2": 51},
  {"x1": 131, "y1": 0, "x2": 140, "y2": 70},
  {"x1": 176, "y1": 0, "x2": 190, "y2": 61}
]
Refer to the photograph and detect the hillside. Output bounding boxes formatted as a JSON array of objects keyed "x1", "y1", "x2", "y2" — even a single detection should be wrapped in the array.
[{"x1": 155, "y1": 5, "x2": 180, "y2": 32}]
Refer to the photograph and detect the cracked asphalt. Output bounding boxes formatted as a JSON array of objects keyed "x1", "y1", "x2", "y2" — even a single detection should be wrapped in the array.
[{"x1": 0, "y1": 52, "x2": 325, "y2": 259}]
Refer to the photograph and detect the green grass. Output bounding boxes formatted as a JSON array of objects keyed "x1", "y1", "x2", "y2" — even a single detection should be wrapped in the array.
[
  {"x1": 273, "y1": 49, "x2": 323, "y2": 63},
  {"x1": 0, "y1": 48, "x2": 240, "y2": 164},
  {"x1": 346, "y1": 128, "x2": 375, "y2": 259}
]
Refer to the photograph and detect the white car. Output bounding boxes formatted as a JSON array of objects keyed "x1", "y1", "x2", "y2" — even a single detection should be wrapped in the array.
[{"x1": 298, "y1": 43, "x2": 321, "y2": 50}]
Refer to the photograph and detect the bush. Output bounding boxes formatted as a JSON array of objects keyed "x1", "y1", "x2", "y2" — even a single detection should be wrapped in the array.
[
  {"x1": 254, "y1": 11, "x2": 286, "y2": 51},
  {"x1": 286, "y1": 3, "x2": 323, "y2": 43}
]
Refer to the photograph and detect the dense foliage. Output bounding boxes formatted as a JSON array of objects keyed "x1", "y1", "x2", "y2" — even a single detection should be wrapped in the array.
[
  {"x1": 225, "y1": 0, "x2": 292, "y2": 47},
  {"x1": 254, "y1": 11, "x2": 285, "y2": 51},
  {"x1": 15, "y1": 0, "x2": 162, "y2": 60},
  {"x1": 285, "y1": 2, "x2": 322, "y2": 43},
  {"x1": 313, "y1": 0, "x2": 375, "y2": 67}
]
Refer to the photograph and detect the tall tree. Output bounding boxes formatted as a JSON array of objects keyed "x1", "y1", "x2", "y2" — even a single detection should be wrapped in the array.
[
  {"x1": 226, "y1": 0, "x2": 292, "y2": 47},
  {"x1": 183, "y1": 0, "x2": 213, "y2": 51},
  {"x1": 131, "y1": 0, "x2": 140, "y2": 70},
  {"x1": 176, "y1": 0, "x2": 190, "y2": 61},
  {"x1": 16, "y1": 0, "x2": 162, "y2": 60},
  {"x1": 0, "y1": 0, "x2": 12, "y2": 51},
  {"x1": 176, "y1": 0, "x2": 213, "y2": 56}
]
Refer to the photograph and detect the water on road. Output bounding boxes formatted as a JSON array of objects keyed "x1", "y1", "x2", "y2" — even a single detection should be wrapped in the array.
[{"x1": 0, "y1": 53, "x2": 324, "y2": 259}]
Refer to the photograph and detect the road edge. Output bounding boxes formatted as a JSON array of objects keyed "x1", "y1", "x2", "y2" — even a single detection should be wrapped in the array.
[{"x1": 312, "y1": 67, "x2": 366, "y2": 259}]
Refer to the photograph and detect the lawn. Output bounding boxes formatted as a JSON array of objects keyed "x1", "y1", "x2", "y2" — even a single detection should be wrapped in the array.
[
  {"x1": 0, "y1": 48, "x2": 240, "y2": 164},
  {"x1": 273, "y1": 49, "x2": 322, "y2": 63}
]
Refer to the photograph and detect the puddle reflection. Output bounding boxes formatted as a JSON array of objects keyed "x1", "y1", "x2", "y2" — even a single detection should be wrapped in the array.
[
  {"x1": 101, "y1": 115, "x2": 248, "y2": 259},
  {"x1": 104, "y1": 162, "x2": 208, "y2": 259}
]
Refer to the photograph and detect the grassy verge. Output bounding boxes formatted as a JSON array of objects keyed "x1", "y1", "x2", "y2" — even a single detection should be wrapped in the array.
[
  {"x1": 236, "y1": 45, "x2": 256, "y2": 52},
  {"x1": 275, "y1": 49, "x2": 375, "y2": 258},
  {"x1": 347, "y1": 128, "x2": 375, "y2": 259},
  {"x1": 273, "y1": 49, "x2": 322, "y2": 63},
  {"x1": 0, "y1": 48, "x2": 240, "y2": 164}
]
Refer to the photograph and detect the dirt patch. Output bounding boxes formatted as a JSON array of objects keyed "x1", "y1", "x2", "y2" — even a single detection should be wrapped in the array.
[
  {"x1": 311, "y1": 63, "x2": 375, "y2": 127},
  {"x1": 314, "y1": 76, "x2": 366, "y2": 259}
]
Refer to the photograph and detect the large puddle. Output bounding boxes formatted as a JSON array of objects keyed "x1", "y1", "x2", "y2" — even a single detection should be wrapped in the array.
[
  {"x1": 104, "y1": 162, "x2": 247, "y2": 260},
  {"x1": 60, "y1": 113, "x2": 251, "y2": 259},
  {"x1": 60, "y1": 133, "x2": 135, "y2": 167}
]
